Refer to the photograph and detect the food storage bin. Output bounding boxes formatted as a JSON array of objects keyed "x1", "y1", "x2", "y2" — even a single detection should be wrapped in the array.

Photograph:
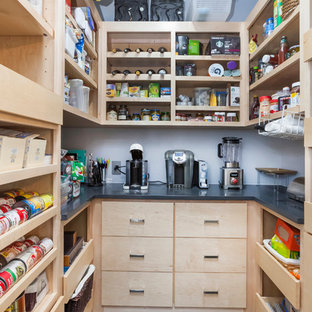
[
  {"x1": 194, "y1": 88, "x2": 211, "y2": 106},
  {"x1": 69, "y1": 79, "x2": 84, "y2": 109},
  {"x1": 65, "y1": 26, "x2": 78, "y2": 59},
  {"x1": 82, "y1": 86, "x2": 90, "y2": 114}
]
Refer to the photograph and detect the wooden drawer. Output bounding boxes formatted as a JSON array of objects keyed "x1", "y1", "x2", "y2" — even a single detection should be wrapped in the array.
[
  {"x1": 255, "y1": 293, "x2": 283, "y2": 312},
  {"x1": 102, "y1": 237, "x2": 173, "y2": 272},
  {"x1": 102, "y1": 272, "x2": 172, "y2": 307},
  {"x1": 175, "y1": 273, "x2": 246, "y2": 308},
  {"x1": 256, "y1": 243, "x2": 300, "y2": 310},
  {"x1": 175, "y1": 202, "x2": 247, "y2": 238},
  {"x1": 175, "y1": 238, "x2": 246, "y2": 273},
  {"x1": 102, "y1": 201, "x2": 173, "y2": 237}
]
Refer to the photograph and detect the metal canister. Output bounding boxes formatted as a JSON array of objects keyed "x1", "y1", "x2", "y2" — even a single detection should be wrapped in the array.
[
  {"x1": 16, "y1": 246, "x2": 43, "y2": 271},
  {"x1": 0, "y1": 269, "x2": 16, "y2": 290},
  {"x1": 39, "y1": 238, "x2": 53, "y2": 255},
  {"x1": 4, "y1": 208, "x2": 27, "y2": 229},
  {"x1": 0, "y1": 216, "x2": 10, "y2": 235},
  {"x1": 4, "y1": 259, "x2": 26, "y2": 284},
  {"x1": 40, "y1": 194, "x2": 53, "y2": 210},
  {"x1": 3, "y1": 189, "x2": 24, "y2": 198}
]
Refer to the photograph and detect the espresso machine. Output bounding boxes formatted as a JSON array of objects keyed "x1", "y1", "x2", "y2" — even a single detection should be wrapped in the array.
[
  {"x1": 218, "y1": 137, "x2": 243, "y2": 189},
  {"x1": 124, "y1": 144, "x2": 148, "y2": 190},
  {"x1": 165, "y1": 150, "x2": 194, "y2": 188}
]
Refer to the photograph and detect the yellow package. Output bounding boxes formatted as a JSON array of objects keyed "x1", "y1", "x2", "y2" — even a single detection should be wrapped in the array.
[
  {"x1": 210, "y1": 89, "x2": 217, "y2": 106},
  {"x1": 129, "y1": 86, "x2": 141, "y2": 97},
  {"x1": 106, "y1": 84, "x2": 116, "y2": 97}
]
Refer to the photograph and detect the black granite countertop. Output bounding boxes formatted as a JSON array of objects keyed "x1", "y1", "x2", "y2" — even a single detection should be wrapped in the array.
[{"x1": 61, "y1": 184, "x2": 304, "y2": 224}]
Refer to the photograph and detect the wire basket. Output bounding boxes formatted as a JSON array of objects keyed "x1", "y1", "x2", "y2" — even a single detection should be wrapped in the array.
[{"x1": 283, "y1": 0, "x2": 299, "y2": 19}]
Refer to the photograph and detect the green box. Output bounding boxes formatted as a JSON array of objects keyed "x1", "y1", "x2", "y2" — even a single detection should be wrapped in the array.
[
  {"x1": 148, "y1": 83, "x2": 160, "y2": 98},
  {"x1": 188, "y1": 40, "x2": 200, "y2": 55}
]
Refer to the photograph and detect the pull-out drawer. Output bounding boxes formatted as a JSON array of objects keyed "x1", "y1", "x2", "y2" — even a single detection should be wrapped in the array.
[
  {"x1": 175, "y1": 273, "x2": 246, "y2": 308},
  {"x1": 175, "y1": 203, "x2": 247, "y2": 238},
  {"x1": 102, "y1": 237, "x2": 173, "y2": 272},
  {"x1": 102, "y1": 201, "x2": 173, "y2": 237},
  {"x1": 102, "y1": 272, "x2": 172, "y2": 307},
  {"x1": 175, "y1": 238, "x2": 246, "y2": 273}
]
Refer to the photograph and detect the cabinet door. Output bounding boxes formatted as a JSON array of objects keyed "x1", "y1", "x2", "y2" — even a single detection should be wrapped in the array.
[
  {"x1": 175, "y1": 202, "x2": 247, "y2": 238},
  {"x1": 175, "y1": 238, "x2": 246, "y2": 273},
  {"x1": 102, "y1": 272, "x2": 172, "y2": 307},
  {"x1": 102, "y1": 237, "x2": 173, "y2": 272},
  {"x1": 175, "y1": 273, "x2": 246, "y2": 308},
  {"x1": 102, "y1": 201, "x2": 173, "y2": 237}
]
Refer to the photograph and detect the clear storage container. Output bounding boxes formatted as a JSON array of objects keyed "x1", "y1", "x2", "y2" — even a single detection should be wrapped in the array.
[
  {"x1": 82, "y1": 86, "x2": 90, "y2": 114},
  {"x1": 69, "y1": 79, "x2": 84, "y2": 109}
]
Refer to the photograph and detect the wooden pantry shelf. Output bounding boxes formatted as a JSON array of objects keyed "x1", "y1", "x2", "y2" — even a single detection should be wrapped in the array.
[
  {"x1": 50, "y1": 296, "x2": 64, "y2": 312},
  {"x1": 0, "y1": 248, "x2": 57, "y2": 312},
  {"x1": 0, "y1": 164, "x2": 58, "y2": 186},
  {"x1": 0, "y1": 0, "x2": 53, "y2": 37},
  {"x1": 63, "y1": 103, "x2": 101, "y2": 127},
  {"x1": 107, "y1": 52, "x2": 171, "y2": 59},
  {"x1": 106, "y1": 74, "x2": 171, "y2": 81},
  {"x1": 104, "y1": 121, "x2": 172, "y2": 127},
  {"x1": 106, "y1": 97, "x2": 171, "y2": 103},
  {"x1": 249, "y1": 6, "x2": 300, "y2": 61},
  {"x1": 63, "y1": 239, "x2": 94, "y2": 302},
  {"x1": 176, "y1": 76, "x2": 241, "y2": 82},
  {"x1": 175, "y1": 55, "x2": 240, "y2": 61},
  {"x1": 304, "y1": 117, "x2": 312, "y2": 147},
  {"x1": 65, "y1": 54, "x2": 97, "y2": 89},
  {"x1": 0, "y1": 65, "x2": 63, "y2": 126},
  {"x1": 65, "y1": 7, "x2": 97, "y2": 59},
  {"x1": 175, "y1": 106, "x2": 240, "y2": 111},
  {"x1": 173, "y1": 121, "x2": 243, "y2": 127},
  {"x1": 255, "y1": 293, "x2": 283, "y2": 312},
  {"x1": 0, "y1": 206, "x2": 57, "y2": 251},
  {"x1": 32, "y1": 292, "x2": 58, "y2": 312},
  {"x1": 249, "y1": 53, "x2": 300, "y2": 91},
  {"x1": 255, "y1": 243, "x2": 300, "y2": 310},
  {"x1": 304, "y1": 28, "x2": 312, "y2": 62}
]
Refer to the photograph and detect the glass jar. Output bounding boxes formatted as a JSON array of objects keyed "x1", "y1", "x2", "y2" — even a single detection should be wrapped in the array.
[
  {"x1": 141, "y1": 109, "x2": 151, "y2": 121},
  {"x1": 218, "y1": 112, "x2": 225, "y2": 122},
  {"x1": 118, "y1": 105, "x2": 128, "y2": 120},
  {"x1": 270, "y1": 99, "x2": 279, "y2": 113},
  {"x1": 216, "y1": 91, "x2": 228, "y2": 106},
  {"x1": 151, "y1": 109, "x2": 161, "y2": 121},
  {"x1": 195, "y1": 113, "x2": 204, "y2": 121},
  {"x1": 132, "y1": 113, "x2": 141, "y2": 121},
  {"x1": 161, "y1": 112, "x2": 170, "y2": 121},
  {"x1": 290, "y1": 82, "x2": 300, "y2": 107},
  {"x1": 181, "y1": 113, "x2": 187, "y2": 121},
  {"x1": 226, "y1": 112, "x2": 238, "y2": 122},
  {"x1": 107, "y1": 104, "x2": 118, "y2": 121},
  {"x1": 259, "y1": 96, "x2": 271, "y2": 117},
  {"x1": 175, "y1": 113, "x2": 181, "y2": 121}
]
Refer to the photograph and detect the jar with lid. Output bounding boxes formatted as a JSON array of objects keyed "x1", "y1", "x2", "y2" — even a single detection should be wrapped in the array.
[
  {"x1": 195, "y1": 113, "x2": 204, "y2": 121},
  {"x1": 270, "y1": 99, "x2": 279, "y2": 113},
  {"x1": 151, "y1": 109, "x2": 160, "y2": 121},
  {"x1": 107, "y1": 104, "x2": 118, "y2": 121},
  {"x1": 175, "y1": 113, "x2": 181, "y2": 121},
  {"x1": 204, "y1": 115, "x2": 212, "y2": 122},
  {"x1": 118, "y1": 105, "x2": 128, "y2": 120},
  {"x1": 259, "y1": 96, "x2": 271, "y2": 117},
  {"x1": 180, "y1": 114, "x2": 187, "y2": 121},
  {"x1": 141, "y1": 109, "x2": 151, "y2": 121},
  {"x1": 132, "y1": 113, "x2": 141, "y2": 121},
  {"x1": 161, "y1": 112, "x2": 170, "y2": 121},
  {"x1": 278, "y1": 36, "x2": 289, "y2": 65},
  {"x1": 218, "y1": 112, "x2": 225, "y2": 122},
  {"x1": 226, "y1": 112, "x2": 238, "y2": 122},
  {"x1": 290, "y1": 82, "x2": 300, "y2": 107}
]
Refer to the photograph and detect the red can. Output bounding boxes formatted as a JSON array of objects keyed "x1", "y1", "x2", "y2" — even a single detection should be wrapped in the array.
[
  {"x1": 39, "y1": 238, "x2": 53, "y2": 255},
  {"x1": 0, "y1": 216, "x2": 10, "y2": 235},
  {"x1": 0, "y1": 279, "x2": 6, "y2": 297},
  {"x1": 0, "y1": 205, "x2": 11, "y2": 214},
  {"x1": 0, "y1": 269, "x2": 15, "y2": 290},
  {"x1": 15, "y1": 208, "x2": 28, "y2": 223},
  {"x1": 4, "y1": 208, "x2": 28, "y2": 228}
]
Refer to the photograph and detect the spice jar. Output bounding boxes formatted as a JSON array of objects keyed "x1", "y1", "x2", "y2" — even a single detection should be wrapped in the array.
[
  {"x1": 218, "y1": 112, "x2": 225, "y2": 122},
  {"x1": 107, "y1": 104, "x2": 118, "y2": 121},
  {"x1": 204, "y1": 115, "x2": 212, "y2": 122},
  {"x1": 195, "y1": 113, "x2": 204, "y2": 121},
  {"x1": 270, "y1": 99, "x2": 279, "y2": 113},
  {"x1": 290, "y1": 82, "x2": 300, "y2": 107},
  {"x1": 180, "y1": 114, "x2": 187, "y2": 121},
  {"x1": 118, "y1": 105, "x2": 128, "y2": 120},
  {"x1": 132, "y1": 113, "x2": 141, "y2": 121},
  {"x1": 141, "y1": 109, "x2": 151, "y2": 121},
  {"x1": 226, "y1": 112, "x2": 238, "y2": 122},
  {"x1": 161, "y1": 112, "x2": 170, "y2": 121},
  {"x1": 259, "y1": 96, "x2": 271, "y2": 117},
  {"x1": 151, "y1": 109, "x2": 160, "y2": 121},
  {"x1": 175, "y1": 113, "x2": 181, "y2": 121}
]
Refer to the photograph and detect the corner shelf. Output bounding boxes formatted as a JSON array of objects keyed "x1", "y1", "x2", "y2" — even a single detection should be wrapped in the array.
[
  {"x1": 255, "y1": 243, "x2": 300, "y2": 310},
  {"x1": 0, "y1": 164, "x2": 58, "y2": 186},
  {"x1": 65, "y1": 54, "x2": 98, "y2": 89},
  {"x1": 106, "y1": 74, "x2": 171, "y2": 81},
  {"x1": 0, "y1": 0, "x2": 53, "y2": 37},
  {"x1": 0, "y1": 248, "x2": 57, "y2": 312},
  {"x1": 249, "y1": 6, "x2": 300, "y2": 62}
]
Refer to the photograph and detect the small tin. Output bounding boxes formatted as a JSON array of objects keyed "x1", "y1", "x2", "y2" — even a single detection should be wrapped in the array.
[
  {"x1": 0, "y1": 278, "x2": 6, "y2": 297},
  {"x1": 39, "y1": 238, "x2": 54, "y2": 255},
  {"x1": 5, "y1": 260, "x2": 26, "y2": 283},
  {"x1": 0, "y1": 216, "x2": 10, "y2": 235},
  {"x1": 24, "y1": 236, "x2": 40, "y2": 247},
  {"x1": 0, "y1": 205, "x2": 11, "y2": 215},
  {"x1": 4, "y1": 189, "x2": 24, "y2": 198},
  {"x1": 16, "y1": 246, "x2": 43, "y2": 271},
  {"x1": 4, "y1": 210, "x2": 23, "y2": 229},
  {"x1": 0, "y1": 269, "x2": 16, "y2": 290},
  {"x1": 0, "y1": 197, "x2": 15, "y2": 207}
]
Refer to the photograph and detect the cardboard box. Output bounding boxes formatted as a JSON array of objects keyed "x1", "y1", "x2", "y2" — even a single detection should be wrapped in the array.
[
  {"x1": 211, "y1": 36, "x2": 240, "y2": 55},
  {"x1": 230, "y1": 86, "x2": 240, "y2": 106},
  {"x1": 23, "y1": 135, "x2": 47, "y2": 168}
]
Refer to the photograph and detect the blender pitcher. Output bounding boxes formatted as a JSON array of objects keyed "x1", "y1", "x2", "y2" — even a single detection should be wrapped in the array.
[{"x1": 218, "y1": 137, "x2": 242, "y2": 168}]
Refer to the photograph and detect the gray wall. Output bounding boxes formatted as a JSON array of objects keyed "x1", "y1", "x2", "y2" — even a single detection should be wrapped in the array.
[
  {"x1": 96, "y1": 0, "x2": 258, "y2": 22},
  {"x1": 62, "y1": 128, "x2": 304, "y2": 185}
]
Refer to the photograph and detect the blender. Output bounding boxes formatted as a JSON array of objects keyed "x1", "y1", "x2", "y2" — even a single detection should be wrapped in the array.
[{"x1": 218, "y1": 137, "x2": 243, "y2": 189}]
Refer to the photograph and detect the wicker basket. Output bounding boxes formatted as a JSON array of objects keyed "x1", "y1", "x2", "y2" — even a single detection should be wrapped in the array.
[{"x1": 283, "y1": 0, "x2": 299, "y2": 19}]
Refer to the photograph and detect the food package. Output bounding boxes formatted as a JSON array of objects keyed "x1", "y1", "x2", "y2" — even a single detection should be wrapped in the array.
[
  {"x1": 275, "y1": 218, "x2": 300, "y2": 251},
  {"x1": 129, "y1": 86, "x2": 141, "y2": 97},
  {"x1": 230, "y1": 86, "x2": 240, "y2": 106},
  {"x1": 120, "y1": 83, "x2": 129, "y2": 97},
  {"x1": 106, "y1": 84, "x2": 116, "y2": 97},
  {"x1": 149, "y1": 83, "x2": 160, "y2": 98}
]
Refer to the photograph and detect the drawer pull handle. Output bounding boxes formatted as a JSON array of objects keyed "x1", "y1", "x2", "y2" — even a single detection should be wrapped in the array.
[
  {"x1": 204, "y1": 220, "x2": 219, "y2": 224},
  {"x1": 130, "y1": 254, "x2": 145, "y2": 259},
  {"x1": 203, "y1": 290, "x2": 219, "y2": 295},
  {"x1": 204, "y1": 255, "x2": 219, "y2": 259},
  {"x1": 130, "y1": 218, "x2": 145, "y2": 224},
  {"x1": 129, "y1": 289, "x2": 144, "y2": 294}
]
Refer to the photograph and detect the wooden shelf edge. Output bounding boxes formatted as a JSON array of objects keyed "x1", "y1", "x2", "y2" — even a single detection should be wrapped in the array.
[
  {"x1": 63, "y1": 239, "x2": 94, "y2": 303},
  {"x1": 255, "y1": 293, "x2": 283, "y2": 312},
  {"x1": 0, "y1": 164, "x2": 58, "y2": 186},
  {"x1": 65, "y1": 54, "x2": 98, "y2": 89},
  {"x1": 106, "y1": 74, "x2": 172, "y2": 81},
  {"x1": 107, "y1": 52, "x2": 172, "y2": 59},
  {"x1": 63, "y1": 103, "x2": 101, "y2": 125},
  {"x1": 175, "y1": 55, "x2": 240, "y2": 61},
  {"x1": 175, "y1": 76, "x2": 241, "y2": 82},
  {"x1": 249, "y1": 6, "x2": 300, "y2": 61},
  {"x1": 249, "y1": 53, "x2": 300, "y2": 91},
  {"x1": 175, "y1": 106, "x2": 241, "y2": 111},
  {"x1": 304, "y1": 117, "x2": 312, "y2": 147},
  {"x1": 32, "y1": 292, "x2": 58, "y2": 312},
  {"x1": 103, "y1": 121, "x2": 243, "y2": 127},
  {"x1": 0, "y1": 248, "x2": 57, "y2": 311},
  {"x1": 304, "y1": 28, "x2": 312, "y2": 62},
  {"x1": 0, "y1": 206, "x2": 57, "y2": 251},
  {"x1": 50, "y1": 296, "x2": 64, "y2": 312},
  {"x1": 105, "y1": 97, "x2": 172, "y2": 103}
]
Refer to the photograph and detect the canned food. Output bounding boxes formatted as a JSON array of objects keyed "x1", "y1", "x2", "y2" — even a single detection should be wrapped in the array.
[
  {"x1": 0, "y1": 205, "x2": 11, "y2": 214},
  {"x1": 4, "y1": 189, "x2": 24, "y2": 198},
  {"x1": 0, "y1": 269, "x2": 16, "y2": 290},
  {"x1": 4, "y1": 260, "x2": 26, "y2": 283},
  {"x1": 15, "y1": 192, "x2": 39, "y2": 202},
  {"x1": 39, "y1": 194, "x2": 53, "y2": 210},
  {"x1": 4, "y1": 209, "x2": 27, "y2": 229},
  {"x1": 0, "y1": 197, "x2": 15, "y2": 207},
  {"x1": 39, "y1": 238, "x2": 53, "y2": 255},
  {"x1": 0, "y1": 279, "x2": 6, "y2": 297},
  {"x1": 0, "y1": 216, "x2": 10, "y2": 235},
  {"x1": 24, "y1": 236, "x2": 40, "y2": 247},
  {"x1": 16, "y1": 246, "x2": 43, "y2": 271}
]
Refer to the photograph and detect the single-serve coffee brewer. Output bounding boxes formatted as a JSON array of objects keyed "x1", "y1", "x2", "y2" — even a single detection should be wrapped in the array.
[
  {"x1": 165, "y1": 150, "x2": 194, "y2": 188},
  {"x1": 218, "y1": 137, "x2": 243, "y2": 189},
  {"x1": 123, "y1": 144, "x2": 148, "y2": 190}
]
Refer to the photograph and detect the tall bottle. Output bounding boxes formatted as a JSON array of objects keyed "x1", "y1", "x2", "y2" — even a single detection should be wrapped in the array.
[
  {"x1": 135, "y1": 70, "x2": 143, "y2": 76},
  {"x1": 278, "y1": 36, "x2": 288, "y2": 65},
  {"x1": 123, "y1": 70, "x2": 131, "y2": 76},
  {"x1": 135, "y1": 48, "x2": 143, "y2": 53},
  {"x1": 158, "y1": 47, "x2": 167, "y2": 53},
  {"x1": 112, "y1": 48, "x2": 121, "y2": 53},
  {"x1": 147, "y1": 48, "x2": 155, "y2": 54},
  {"x1": 112, "y1": 70, "x2": 121, "y2": 76},
  {"x1": 157, "y1": 68, "x2": 167, "y2": 75},
  {"x1": 146, "y1": 69, "x2": 155, "y2": 76},
  {"x1": 123, "y1": 48, "x2": 132, "y2": 53}
]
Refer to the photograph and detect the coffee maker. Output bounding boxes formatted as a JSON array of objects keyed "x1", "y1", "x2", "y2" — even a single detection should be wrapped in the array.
[
  {"x1": 218, "y1": 137, "x2": 243, "y2": 189},
  {"x1": 165, "y1": 150, "x2": 194, "y2": 188},
  {"x1": 123, "y1": 144, "x2": 148, "y2": 190}
]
